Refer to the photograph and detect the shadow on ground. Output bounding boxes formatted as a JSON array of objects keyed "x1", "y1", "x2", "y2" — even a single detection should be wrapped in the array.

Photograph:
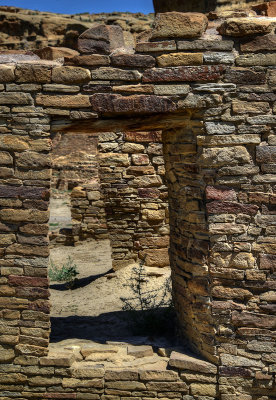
[
  {"x1": 50, "y1": 307, "x2": 177, "y2": 347},
  {"x1": 49, "y1": 269, "x2": 113, "y2": 291}
]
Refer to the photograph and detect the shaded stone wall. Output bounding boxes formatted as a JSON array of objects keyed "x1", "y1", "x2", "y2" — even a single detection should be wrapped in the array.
[{"x1": 0, "y1": 9, "x2": 275, "y2": 399}]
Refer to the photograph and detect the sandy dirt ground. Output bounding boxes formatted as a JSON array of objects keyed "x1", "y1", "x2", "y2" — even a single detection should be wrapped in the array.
[{"x1": 49, "y1": 195, "x2": 173, "y2": 347}]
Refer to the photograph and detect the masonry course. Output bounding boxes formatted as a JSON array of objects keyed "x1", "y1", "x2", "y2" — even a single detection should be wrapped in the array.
[{"x1": 0, "y1": 7, "x2": 275, "y2": 400}]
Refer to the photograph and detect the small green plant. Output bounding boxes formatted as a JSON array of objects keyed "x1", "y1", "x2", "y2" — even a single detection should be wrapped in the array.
[
  {"x1": 49, "y1": 256, "x2": 79, "y2": 289},
  {"x1": 120, "y1": 259, "x2": 175, "y2": 337}
]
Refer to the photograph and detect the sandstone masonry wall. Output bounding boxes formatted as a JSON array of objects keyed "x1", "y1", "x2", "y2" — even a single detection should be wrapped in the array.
[{"x1": 0, "y1": 9, "x2": 275, "y2": 400}]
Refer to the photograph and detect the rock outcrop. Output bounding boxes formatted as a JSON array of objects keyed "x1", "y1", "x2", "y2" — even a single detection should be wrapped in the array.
[{"x1": 0, "y1": 6, "x2": 153, "y2": 51}]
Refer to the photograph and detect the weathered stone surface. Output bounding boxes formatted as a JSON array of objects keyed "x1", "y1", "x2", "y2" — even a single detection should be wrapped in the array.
[
  {"x1": 139, "y1": 248, "x2": 169, "y2": 267},
  {"x1": 127, "y1": 345, "x2": 153, "y2": 358},
  {"x1": 206, "y1": 186, "x2": 237, "y2": 202},
  {"x1": 143, "y1": 65, "x2": 224, "y2": 83},
  {"x1": 220, "y1": 354, "x2": 264, "y2": 368},
  {"x1": 224, "y1": 68, "x2": 266, "y2": 84},
  {"x1": 0, "y1": 65, "x2": 15, "y2": 82},
  {"x1": 157, "y1": 52, "x2": 203, "y2": 67},
  {"x1": 232, "y1": 311, "x2": 276, "y2": 330},
  {"x1": 136, "y1": 40, "x2": 176, "y2": 52},
  {"x1": 151, "y1": 12, "x2": 208, "y2": 39},
  {"x1": 65, "y1": 54, "x2": 110, "y2": 66},
  {"x1": 178, "y1": 39, "x2": 234, "y2": 51},
  {"x1": 78, "y1": 25, "x2": 125, "y2": 54},
  {"x1": 204, "y1": 52, "x2": 235, "y2": 65},
  {"x1": 256, "y1": 145, "x2": 276, "y2": 163},
  {"x1": 212, "y1": 286, "x2": 252, "y2": 300},
  {"x1": 0, "y1": 209, "x2": 49, "y2": 223},
  {"x1": 218, "y1": 17, "x2": 276, "y2": 37},
  {"x1": 169, "y1": 352, "x2": 217, "y2": 374},
  {"x1": 90, "y1": 94, "x2": 176, "y2": 114},
  {"x1": 36, "y1": 94, "x2": 90, "y2": 108},
  {"x1": 35, "y1": 46, "x2": 79, "y2": 60},
  {"x1": 199, "y1": 146, "x2": 251, "y2": 167},
  {"x1": 0, "y1": 185, "x2": 49, "y2": 200},
  {"x1": 111, "y1": 54, "x2": 155, "y2": 68},
  {"x1": 91, "y1": 67, "x2": 141, "y2": 81},
  {"x1": 207, "y1": 201, "x2": 258, "y2": 216},
  {"x1": 237, "y1": 53, "x2": 276, "y2": 66},
  {"x1": 241, "y1": 34, "x2": 276, "y2": 52},
  {"x1": 154, "y1": 84, "x2": 190, "y2": 95},
  {"x1": 15, "y1": 64, "x2": 52, "y2": 83},
  {"x1": 0, "y1": 92, "x2": 33, "y2": 105},
  {"x1": 52, "y1": 67, "x2": 91, "y2": 84},
  {"x1": 190, "y1": 383, "x2": 217, "y2": 397}
]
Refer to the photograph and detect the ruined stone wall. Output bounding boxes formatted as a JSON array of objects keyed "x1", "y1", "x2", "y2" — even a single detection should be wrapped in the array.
[{"x1": 0, "y1": 9, "x2": 275, "y2": 399}]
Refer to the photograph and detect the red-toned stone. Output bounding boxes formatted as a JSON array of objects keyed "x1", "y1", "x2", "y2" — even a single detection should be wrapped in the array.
[
  {"x1": 232, "y1": 311, "x2": 276, "y2": 330},
  {"x1": 219, "y1": 366, "x2": 253, "y2": 378},
  {"x1": 16, "y1": 287, "x2": 50, "y2": 299},
  {"x1": 224, "y1": 68, "x2": 266, "y2": 84},
  {"x1": 260, "y1": 254, "x2": 276, "y2": 270},
  {"x1": 142, "y1": 65, "x2": 224, "y2": 83},
  {"x1": 206, "y1": 186, "x2": 237, "y2": 201},
  {"x1": 111, "y1": 54, "x2": 155, "y2": 68},
  {"x1": 28, "y1": 300, "x2": 51, "y2": 314},
  {"x1": 90, "y1": 94, "x2": 176, "y2": 114},
  {"x1": 207, "y1": 201, "x2": 259, "y2": 216},
  {"x1": 253, "y1": 1, "x2": 276, "y2": 17},
  {"x1": 125, "y1": 131, "x2": 162, "y2": 143},
  {"x1": 138, "y1": 188, "x2": 160, "y2": 198},
  {"x1": 9, "y1": 275, "x2": 48, "y2": 288},
  {"x1": 0, "y1": 186, "x2": 50, "y2": 200}
]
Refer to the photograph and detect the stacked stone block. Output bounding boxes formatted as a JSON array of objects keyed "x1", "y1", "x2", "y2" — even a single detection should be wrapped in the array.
[{"x1": 0, "y1": 8, "x2": 275, "y2": 399}]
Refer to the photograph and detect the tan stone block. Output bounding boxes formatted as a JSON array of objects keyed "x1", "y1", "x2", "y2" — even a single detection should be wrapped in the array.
[
  {"x1": 236, "y1": 53, "x2": 276, "y2": 66},
  {"x1": 232, "y1": 100, "x2": 270, "y2": 114},
  {"x1": 152, "y1": 12, "x2": 208, "y2": 39},
  {"x1": 0, "y1": 92, "x2": 33, "y2": 105},
  {"x1": 157, "y1": 53, "x2": 203, "y2": 67},
  {"x1": 52, "y1": 66, "x2": 91, "y2": 84},
  {"x1": 122, "y1": 143, "x2": 144, "y2": 153},
  {"x1": 0, "y1": 345, "x2": 15, "y2": 362},
  {"x1": 36, "y1": 94, "x2": 90, "y2": 108},
  {"x1": 190, "y1": 383, "x2": 217, "y2": 397},
  {"x1": 15, "y1": 64, "x2": 52, "y2": 83},
  {"x1": 230, "y1": 252, "x2": 255, "y2": 270},
  {"x1": 29, "y1": 376, "x2": 62, "y2": 386},
  {"x1": 71, "y1": 363, "x2": 105, "y2": 378},
  {"x1": 127, "y1": 345, "x2": 153, "y2": 358},
  {"x1": 0, "y1": 151, "x2": 13, "y2": 165},
  {"x1": 0, "y1": 234, "x2": 16, "y2": 245},
  {"x1": 199, "y1": 146, "x2": 251, "y2": 167},
  {"x1": 211, "y1": 286, "x2": 252, "y2": 300},
  {"x1": 0, "y1": 65, "x2": 15, "y2": 82},
  {"x1": 139, "y1": 248, "x2": 169, "y2": 267},
  {"x1": 218, "y1": 18, "x2": 276, "y2": 37},
  {"x1": 140, "y1": 370, "x2": 178, "y2": 381},
  {"x1": 0, "y1": 135, "x2": 29, "y2": 151},
  {"x1": 169, "y1": 352, "x2": 217, "y2": 374},
  {"x1": 0, "y1": 285, "x2": 16, "y2": 296},
  {"x1": 62, "y1": 377, "x2": 104, "y2": 388},
  {"x1": 0, "y1": 209, "x2": 49, "y2": 223},
  {"x1": 142, "y1": 209, "x2": 165, "y2": 221}
]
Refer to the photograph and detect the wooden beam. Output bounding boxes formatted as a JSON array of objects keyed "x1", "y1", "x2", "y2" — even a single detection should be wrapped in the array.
[{"x1": 58, "y1": 111, "x2": 195, "y2": 134}]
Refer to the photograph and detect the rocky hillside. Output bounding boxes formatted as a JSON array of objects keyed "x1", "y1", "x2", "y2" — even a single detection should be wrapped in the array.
[{"x1": 0, "y1": 6, "x2": 154, "y2": 50}]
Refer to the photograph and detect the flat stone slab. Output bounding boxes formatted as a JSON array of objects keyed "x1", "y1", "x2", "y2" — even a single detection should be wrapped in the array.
[
  {"x1": 169, "y1": 351, "x2": 217, "y2": 374},
  {"x1": 127, "y1": 345, "x2": 154, "y2": 358}
]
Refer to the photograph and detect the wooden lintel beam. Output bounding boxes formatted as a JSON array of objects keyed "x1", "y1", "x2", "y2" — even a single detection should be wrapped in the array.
[{"x1": 58, "y1": 112, "x2": 194, "y2": 134}]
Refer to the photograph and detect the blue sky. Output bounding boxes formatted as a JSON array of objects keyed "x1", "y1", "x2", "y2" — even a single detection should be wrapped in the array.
[{"x1": 0, "y1": 0, "x2": 154, "y2": 14}]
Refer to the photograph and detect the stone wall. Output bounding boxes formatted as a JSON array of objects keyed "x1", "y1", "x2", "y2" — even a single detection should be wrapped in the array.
[{"x1": 0, "y1": 9, "x2": 275, "y2": 399}]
